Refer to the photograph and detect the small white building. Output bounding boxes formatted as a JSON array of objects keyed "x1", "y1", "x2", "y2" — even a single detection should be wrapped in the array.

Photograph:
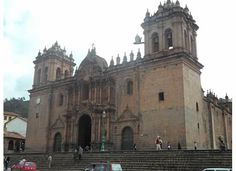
[{"x1": 5, "y1": 116, "x2": 27, "y2": 137}]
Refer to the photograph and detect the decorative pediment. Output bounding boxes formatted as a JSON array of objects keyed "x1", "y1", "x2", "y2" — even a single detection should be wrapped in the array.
[
  {"x1": 117, "y1": 105, "x2": 139, "y2": 122},
  {"x1": 51, "y1": 116, "x2": 65, "y2": 129}
]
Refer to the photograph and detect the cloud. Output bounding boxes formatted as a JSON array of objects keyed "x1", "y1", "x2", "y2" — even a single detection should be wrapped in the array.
[{"x1": 3, "y1": 0, "x2": 235, "y2": 100}]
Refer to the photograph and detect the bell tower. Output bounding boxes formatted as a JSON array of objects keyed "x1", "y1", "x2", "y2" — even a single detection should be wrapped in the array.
[
  {"x1": 32, "y1": 42, "x2": 76, "y2": 88},
  {"x1": 139, "y1": 0, "x2": 205, "y2": 149},
  {"x1": 142, "y1": 0, "x2": 198, "y2": 59}
]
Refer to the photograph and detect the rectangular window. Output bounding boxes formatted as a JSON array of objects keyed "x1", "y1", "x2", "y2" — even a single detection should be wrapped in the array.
[
  {"x1": 36, "y1": 113, "x2": 39, "y2": 118},
  {"x1": 159, "y1": 92, "x2": 164, "y2": 101},
  {"x1": 196, "y1": 102, "x2": 199, "y2": 112},
  {"x1": 4, "y1": 116, "x2": 7, "y2": 120}
]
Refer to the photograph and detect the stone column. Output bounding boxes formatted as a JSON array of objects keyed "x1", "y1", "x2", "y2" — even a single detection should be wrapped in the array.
[
  {"x1": 91, "y1": 113, "x2": 96, "y2": 142},
  {"x1": 209, "y1": 103, "x2": 216, "y2": 149},
  {"x1": 94, "y1": 84, "x2": 97, "y2": 103},
  {"x1": 89, "y1": 83, "x2": 91, "y2": 101},
  {"x1": 71, "y1": 115, "x2": 76, "y2": 148},
  {"x1": 108, "y1": 84, "x2": 111, "y2": 103},
  {"x1": 77, "y1": 85, "x2": 80, "y2": 104},
  {"x1": 33, "y1": 66, "x2": 38, "y2": 86},
  {"x1": 106, "y1": 113, "x2": 110, "y2": 141},
  {"x1": 98, "y1": 115, "x2": 101, "y2": 142},
  {"x1": 74, "y1": 87, "x2": 78, "y2": 105},
  {"x1": 99, "y1": 86, "x2": 102, "y2": 104},
  {"x1": 223, "y1": 112, "x2": 229, "y2": 148}
]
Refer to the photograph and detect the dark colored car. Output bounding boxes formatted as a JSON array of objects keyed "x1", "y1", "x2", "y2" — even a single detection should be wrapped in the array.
[
  {"x1": 11, "y1": 161, "x2": 37, "y2": 171},
  {"x1": 84, "y1": 162, "x2": 123, "y2": 171}
]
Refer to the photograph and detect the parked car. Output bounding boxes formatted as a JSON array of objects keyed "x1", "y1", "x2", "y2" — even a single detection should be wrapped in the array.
[
  {"x1": 84, "y1": 162, "x2": 123, "y2": 171},
  {"x1": 202, "y1": 168, "x2": 232, "y2": 171},
  {"x1": 11, "y1": 160, "x2": 37, "y2": 171}
]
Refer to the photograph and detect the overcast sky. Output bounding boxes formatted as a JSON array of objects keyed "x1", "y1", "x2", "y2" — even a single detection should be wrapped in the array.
[{"x1": 2, "y1": 0, "x2": 235, "y2": 101}]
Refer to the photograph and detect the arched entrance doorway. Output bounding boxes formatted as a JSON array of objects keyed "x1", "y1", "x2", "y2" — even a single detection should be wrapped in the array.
[
  {"x1": 78, "y1": 114, "x2": 91, "y2": 148},
  {"x1": 121, "y1": 126, "x2": 134, "y2": 150},
  {"x1": 53, "y1": 132, "x2": 62, "y2": 152}
]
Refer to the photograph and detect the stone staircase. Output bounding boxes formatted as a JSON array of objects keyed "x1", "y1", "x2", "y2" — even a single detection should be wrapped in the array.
[{"x1": 5, "y1": 150, "x2": 232, "y2": 171}]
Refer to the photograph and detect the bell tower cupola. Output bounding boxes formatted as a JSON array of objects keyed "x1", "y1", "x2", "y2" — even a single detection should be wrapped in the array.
[
  {"x1": 141, "y1": 0, "x2": 199, "y2": 59},
  {"x1": 32, "y1": 42, "x2": 76, "y2": 88}
]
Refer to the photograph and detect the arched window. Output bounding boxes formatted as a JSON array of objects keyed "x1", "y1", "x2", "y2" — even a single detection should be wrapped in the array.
[
  {"x1": 184, "y1": 30, "x2": 188, "y2": 49},
  {"x1": 44, "y1": 67, "x2": 48, "y2": 82},
  {"x1": 152, "y1": 32, "x2": 159, "y2": 52},
  {"x1": 127, "y1": 80, "x2": 133, "y2": 95},
  {"x1": 37, "y1": 69, "x2": 41, "y2": 84},
  {"x1": 64, "y1": 70, "x2": 69, "y2": 78},
  {"x1": 53, "y1": 132, "x2": 62, "y2": 152},
  {"x1": 59, "y1": 94, "x2": 64, "y2": 106},
  {"x1": 8, "y1": 140, "x2": 14, "y2": 150},
  {"x1": 56, "y1": 67, "x2": 61, "y2": 80},
  {"x1": 165, "y1": 28, "x2": 173, "y2": 49}
]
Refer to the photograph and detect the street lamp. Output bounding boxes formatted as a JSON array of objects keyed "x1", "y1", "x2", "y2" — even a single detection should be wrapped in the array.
[{"x1": 101, "y1": 110, "x2": 106, "y2": 151}]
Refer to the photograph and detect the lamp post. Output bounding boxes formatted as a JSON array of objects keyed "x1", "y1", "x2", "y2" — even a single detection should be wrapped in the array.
[{"x1": 101, "y1": 110, "x2": 106, "y2": 151}]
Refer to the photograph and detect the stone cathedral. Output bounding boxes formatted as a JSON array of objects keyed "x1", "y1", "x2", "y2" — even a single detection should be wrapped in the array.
[{"x1": 26, "y1": 0, "x2": 232, "y2": 152}]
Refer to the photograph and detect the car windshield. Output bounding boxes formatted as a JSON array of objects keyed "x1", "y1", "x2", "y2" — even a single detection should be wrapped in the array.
[
  {"x1": 111, "y1": 164, "x2": 122, "y2": 171},
  {"x1": 96, "y1": 164, "x2": 107, "y2": 170},
  {"x1": 25, "y1": 162, "x2": 34, "y2": 166}
]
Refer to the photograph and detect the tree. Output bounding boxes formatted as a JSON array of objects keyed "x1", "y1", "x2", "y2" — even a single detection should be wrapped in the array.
[{"x1": 4, "y1": 97, "x2": 29, "y2": 118}]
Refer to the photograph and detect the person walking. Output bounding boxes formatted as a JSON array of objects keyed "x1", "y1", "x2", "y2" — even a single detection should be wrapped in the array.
[
  {"x1": 167, "y1": 142, "x2": 171, "y2": 150},
  {"x1": 155, "y1": 136, "x2": 162, "y2": 150},
  {"x1": 73, "y1": 147, "x2": 78, "y2": 160},
  {"x1": 4, "y1": 156, "x2": 10, "y2": 170},
  {"x1": 48, "y1": 155, "x2": 52, "y2": 168},
  {"x1": 78, "y1": 146, "x2": 83, "y2": 160},
  {"x1": 178, "y1": 142, "x2": 181, "y2": 149},
  {"x1": 194, "y1": 141, "x2": 197, "y2": 150}
]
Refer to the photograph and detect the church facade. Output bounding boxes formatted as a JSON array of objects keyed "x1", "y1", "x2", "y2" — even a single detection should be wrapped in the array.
[{"x1": 26, "y1": 0, "x2": 232, "y2": 152}]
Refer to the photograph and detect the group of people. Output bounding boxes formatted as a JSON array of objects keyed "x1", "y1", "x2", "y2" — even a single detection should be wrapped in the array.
[
  {"x1": 155, "y1": 135, "x2": 227, "y2": 150},
  {"x1": 155, "y1": 136, "x2": 178, "y2": 150}
]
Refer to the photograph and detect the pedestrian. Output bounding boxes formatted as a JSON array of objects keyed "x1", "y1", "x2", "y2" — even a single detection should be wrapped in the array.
[
  {"x1": 91, "y1": 164, "x2": 96, "y2": 171},
  {"x1": 85, "y1": 145, "x2": 90, "y2": 152},
  {"x1": 219, "y1": 136, "x2": 226, "y2": 151},
  {"x1": 73, "y1": 147, "x2": 78, "y2": 160},
  {"x1": 133, "y1": 143, "x2": 137, "y2": 150},
  {"x1": 48, "y1": 155, "x2": 52, "y2": 168},
  {"x1": 167, "y1": 142, "x2": 171, "y2": 150},
  {"x1": 178, "y1": 142, "x2": 181, "y2": 149},
  {"x1": 194, "y1": 141, "x2": 197, "y2": 150},
  {"x1": 155, "y1": 136, "x2": 162, "y2": 150},
  {"x1": 78, "y1": 146, "x2": 83, "y2": 160},
  {"x1": 4, "y1": 156, "x2": 10, "y2": 170}
]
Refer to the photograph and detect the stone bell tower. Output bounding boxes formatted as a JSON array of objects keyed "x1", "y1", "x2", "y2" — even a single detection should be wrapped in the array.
[
  {"x1": 27, "y1": 42, "x2": 76, "y2": 152},
  {"x1": 142, "y1": 0, "x2": 198, "y2": 59},
  {"x1": 138, "y1": 0, "x2": 205, "y2": 149},
  {"x1": 32, "y1": 41, "x2": 75, "y2": 88}
]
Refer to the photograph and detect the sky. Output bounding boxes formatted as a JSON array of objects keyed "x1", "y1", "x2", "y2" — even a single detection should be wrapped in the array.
[{"x1": 2, "y1": 0, "x2": 235, "y2": 101}]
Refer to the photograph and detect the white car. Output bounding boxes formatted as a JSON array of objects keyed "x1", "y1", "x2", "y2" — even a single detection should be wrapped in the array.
[
  {"x1": 84, "y1": 162, "x2": 122, "y2": 171},
  {"x1": 202, "y1": 168, "x2": 232, "y2": 171}
]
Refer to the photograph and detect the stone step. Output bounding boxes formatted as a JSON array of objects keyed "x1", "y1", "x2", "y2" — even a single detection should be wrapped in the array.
[{"x1": 5, "y1": 150, "x2": 232, "y2": 171}]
